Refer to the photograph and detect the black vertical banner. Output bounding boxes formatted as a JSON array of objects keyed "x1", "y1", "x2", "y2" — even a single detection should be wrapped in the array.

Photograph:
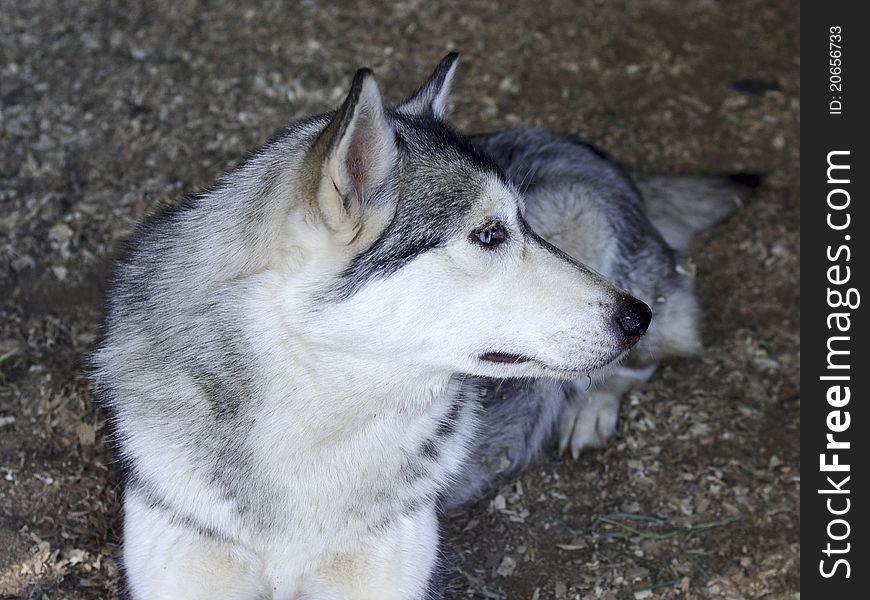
[{"x1": 802, "y1": 2, "x2": 868, "y2": 597}]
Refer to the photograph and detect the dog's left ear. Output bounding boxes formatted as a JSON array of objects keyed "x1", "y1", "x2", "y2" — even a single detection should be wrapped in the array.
[
  {"x1": 397, "y1": 53, "x2": 460, "y2": 120},
  {"x1": 313, "y1": 68, "x2": 397, "y2": 234}
]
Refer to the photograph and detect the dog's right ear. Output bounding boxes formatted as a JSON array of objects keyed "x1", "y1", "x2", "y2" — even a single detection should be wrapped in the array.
[
  {"x1": 311, "y1": 69, "x2": 397, "y2": 235},
  {"x1": 398, "y1": 53, "x2": 460, "y2": 120}
]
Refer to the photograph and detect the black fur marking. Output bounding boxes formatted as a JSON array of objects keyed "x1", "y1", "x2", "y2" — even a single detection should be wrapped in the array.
[
  {"x1": 329, "y1": 114, "x2": 506, "y2": 299},
  {"x1": 402, "y1": 498, "x2": 422, "y2": 516},
  {"x1": 419, "y1": 437, "x2": 441, "y2": 461},
  {"x1": 337, "y1": 231, "x2": 445, "y2": 299},
  {"x1": 435, "y1": 399, "x2": 462, "y2": 439},
  {"x1": 127, "y1": 475, "x2": 231, "y2": 543},
  {"x1": 401, "y1": 452, "x2": 432, "y2": 485},
  {"x1": 182, "y1": 345, "x2": 250, "y2": 420},
  {"x1": 206, "y1": 436, "x2": 283, "y2": 532}
]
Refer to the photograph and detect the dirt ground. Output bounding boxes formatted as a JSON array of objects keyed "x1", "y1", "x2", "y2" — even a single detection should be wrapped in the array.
[{"x1": 0, "y1": 1, "x2": 799, "y2": 598}]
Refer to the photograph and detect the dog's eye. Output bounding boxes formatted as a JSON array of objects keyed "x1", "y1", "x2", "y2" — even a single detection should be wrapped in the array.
[{"x1": 471, "y1": 221, "x2": 509, "y2": 248}]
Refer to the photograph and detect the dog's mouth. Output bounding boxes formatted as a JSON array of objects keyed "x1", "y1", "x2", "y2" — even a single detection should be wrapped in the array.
[
  {"x1": 478, "y1": 351, "x2": 590, "y2": 378},
  {"x1": 479, "y1": 352, "x2": 533, "y2": 364}
]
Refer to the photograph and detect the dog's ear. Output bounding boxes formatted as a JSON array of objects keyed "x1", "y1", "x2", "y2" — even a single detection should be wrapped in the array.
[
  {"x1": 313, "y1": 68, "x2": 397, "y2": 234},
  {"x1": 398, "y1": 53, "x2": 459, "y2": 120}
]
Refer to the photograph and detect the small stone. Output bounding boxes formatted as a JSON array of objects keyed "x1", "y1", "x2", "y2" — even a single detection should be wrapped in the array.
[
  {"x1": 76, "y1": 422, "x2": 96, "y2": 447},
  {"x1": 133, "y1": 198, "x2": 149, "y2": 216},
  {"x1": 48, "y1": 223, "x2": 73, "y2": 243},
  {"x1": 498, "y1": 76, "x2": 520, "y2": 94},
  {"x1": 51, "y1": 265, "x2": 68, "y2": 281},
  {"x1": 12, "y1": 254, "x2": 36, "y2": 271},
  {"x1": 496, "y1": 555, "x2": 516, "y2": 577}
]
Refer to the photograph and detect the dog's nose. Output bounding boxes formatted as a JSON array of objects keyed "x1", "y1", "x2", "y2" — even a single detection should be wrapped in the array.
[{"x1": 614, "y1": 297, "x2": 652, "y2": 347}]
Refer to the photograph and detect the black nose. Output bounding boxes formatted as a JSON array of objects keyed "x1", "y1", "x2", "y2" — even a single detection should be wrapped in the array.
[{"x1": 614, "y1": 296, "x2": 652, "y2": 346}]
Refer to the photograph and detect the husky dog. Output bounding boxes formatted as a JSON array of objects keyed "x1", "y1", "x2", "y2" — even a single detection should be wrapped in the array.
[{"x1": 92, "y1": 54, "x2": 755, "y2": 598}]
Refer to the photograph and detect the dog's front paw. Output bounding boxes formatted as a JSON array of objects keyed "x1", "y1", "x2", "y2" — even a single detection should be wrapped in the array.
[{"x1": 558, "y1": 392, "x2": 620, "y2": 459}]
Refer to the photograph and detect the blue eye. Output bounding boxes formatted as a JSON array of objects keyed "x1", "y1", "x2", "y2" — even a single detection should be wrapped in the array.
[{"x1": 471, "y1": 221, "x2": 508, "y2": 248}]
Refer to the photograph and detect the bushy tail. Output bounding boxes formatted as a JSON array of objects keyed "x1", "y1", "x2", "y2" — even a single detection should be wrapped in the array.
[{"x1": 633, "y1": 173, "x2": 761, "y2": 252}]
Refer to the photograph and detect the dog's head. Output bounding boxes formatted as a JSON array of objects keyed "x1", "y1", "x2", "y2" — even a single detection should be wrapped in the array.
[{"x1": 280, "y1": 54, "x2": 650, "y2": 380}]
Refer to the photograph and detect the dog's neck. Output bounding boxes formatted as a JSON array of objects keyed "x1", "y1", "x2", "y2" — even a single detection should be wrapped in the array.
[
  {"x1": 237, "y1": 272, "x2": 457, "y2": 449},
  {"x1": 255, "y1": 332, "x2": 454, "y2": 441},
  {"x1": 251, "y1": 350, "x2": 456, "y2": 468},
  {"x1": 280, "y1": 348, "x2": 453, "y2": 411}
]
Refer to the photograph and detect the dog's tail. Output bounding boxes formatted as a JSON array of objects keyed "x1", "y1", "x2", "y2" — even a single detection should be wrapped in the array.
[{"x1": 633, "y1": 173, "x2": 761, "y2": 252}]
